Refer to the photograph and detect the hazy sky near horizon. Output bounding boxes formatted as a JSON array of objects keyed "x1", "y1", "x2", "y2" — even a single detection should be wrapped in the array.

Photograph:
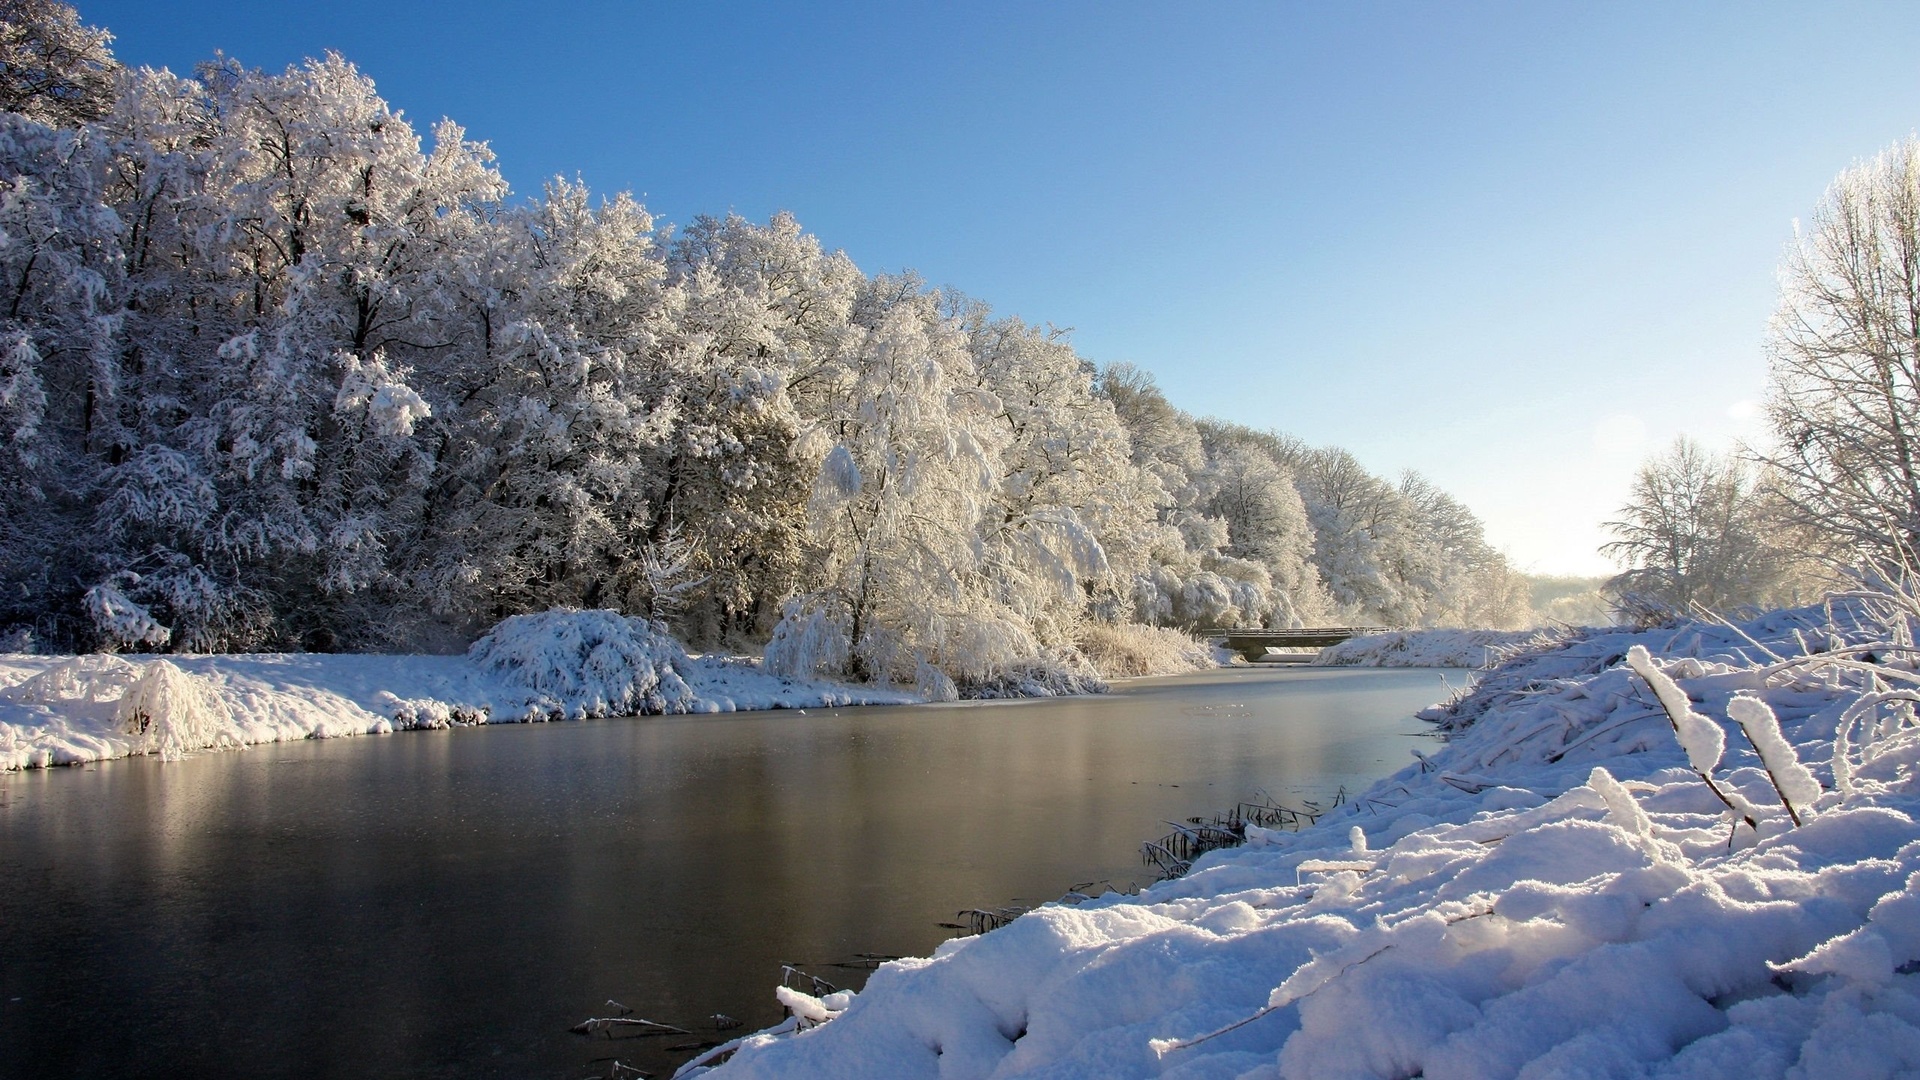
[{"x1": 82, "y1": 1, "x2": 1920, "y2": 576}]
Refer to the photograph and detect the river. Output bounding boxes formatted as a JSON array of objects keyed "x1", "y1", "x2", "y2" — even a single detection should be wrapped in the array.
[{"x1": 0, "y1": 665, "x2": 1460, "y2": 1079}]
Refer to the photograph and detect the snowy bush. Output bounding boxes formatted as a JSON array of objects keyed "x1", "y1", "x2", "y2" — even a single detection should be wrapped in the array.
[
  {"x1": 8, "y1": 653, "x2": 142, "y2": 708},
  {"x1": 1314, "y1": 627, "x2": 1562, "y2": 669},
  {"x1": 1076, "y1": 621, "x2": 1214, "y2": 678},
  {"x1": 956, "y1": 651, "x2": 1108, "y2": 699},
  {"x1": 115, "y1": 659, "x2": 238, "y2": 760},
  {"x1": 467, "y1": 609, "x2": 703, "y2": 719},
  {"x1": 763, "y1": 596, "x2": 852, "y2": 680},
  {"x1": 372, "y1": 691, "x2": 486, "y2": 729}
]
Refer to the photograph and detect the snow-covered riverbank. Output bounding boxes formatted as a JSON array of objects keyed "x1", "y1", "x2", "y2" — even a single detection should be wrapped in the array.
[
  {"x1": 0, "y1": 610, "x2": 919, "y2": 771},
  {"x1": 699, "y1": 596, "x2": 1920, "y2": 1079}
]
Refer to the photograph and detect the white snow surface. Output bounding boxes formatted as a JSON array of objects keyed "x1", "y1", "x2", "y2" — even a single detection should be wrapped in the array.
[
  {"x1": 700, "y1": 596, "x2": 1920, "y2": 1080},
  {"x1": 1313, "y1": 627, "x2": 1565, "y2": 669},
  {"x1": 0, "y1": 610, "x2": 917, "y2": 770}
]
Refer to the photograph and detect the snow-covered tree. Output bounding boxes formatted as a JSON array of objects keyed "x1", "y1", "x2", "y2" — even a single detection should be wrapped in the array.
[
  {"x1": 0, "y1": 0, "x2": 116, "y2": 127},
  {"x1": 657, "y1": 211, "x2": 856, "y2": 645},
  {"x1": 1603, "y1": 437, "x2": 1820, "y2": 622},
  {"x1": 417, "y1": 180, "x2": 677, "y2": 632},
  {"x1": 1762, "y1": 136, "x2": 1920, "y2": 568},
  {"x1": 0, "y1": 107, "x2": 121, "y2": 645},
  {"x1": 0, "y1": 9, "x2": 1533, "y2": 662}
]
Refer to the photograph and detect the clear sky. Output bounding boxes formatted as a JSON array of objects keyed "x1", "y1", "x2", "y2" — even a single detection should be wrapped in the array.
[{"x1": 80, "y1": 1, "x2": 1920, "y2": 576}]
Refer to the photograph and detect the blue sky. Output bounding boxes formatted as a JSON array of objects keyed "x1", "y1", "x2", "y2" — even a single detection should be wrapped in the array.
[{"x1": 84, "y1": 1, "x2": 1920, "y2": 575}]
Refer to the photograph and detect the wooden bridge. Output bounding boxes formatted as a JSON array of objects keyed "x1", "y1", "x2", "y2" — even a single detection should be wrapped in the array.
[{"x1": 1197, "y1": 627, "x2": 1392, "y2": 663}]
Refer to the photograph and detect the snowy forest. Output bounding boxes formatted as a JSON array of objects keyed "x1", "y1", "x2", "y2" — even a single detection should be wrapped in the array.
[{"x1": 0, "y1": 3, "x2": 1532, "y2": 692}]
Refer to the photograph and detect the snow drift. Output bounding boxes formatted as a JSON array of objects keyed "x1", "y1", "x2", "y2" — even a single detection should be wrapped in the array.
[{"x1": 697, "y1": 594, "x2": 1920, "y2": 1079}]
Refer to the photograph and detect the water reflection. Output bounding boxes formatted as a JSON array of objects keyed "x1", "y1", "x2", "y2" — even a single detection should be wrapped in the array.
[{"x1": 0, "y1": 666, "x2": 1453, "y2": 1079}]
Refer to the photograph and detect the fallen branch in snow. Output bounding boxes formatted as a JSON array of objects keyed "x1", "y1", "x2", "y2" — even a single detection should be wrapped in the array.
[
  {"x1": 570, "y1": 1016, "x2": 694, "y2": 1039},
  {"x1": 582, "y1": 1058, "x2": 652, "y2": 1079}
]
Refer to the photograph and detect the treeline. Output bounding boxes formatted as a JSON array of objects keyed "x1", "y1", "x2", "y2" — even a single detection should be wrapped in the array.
[{"x1": 0, "y1": 3, "x2": 1529, "y2": 688}]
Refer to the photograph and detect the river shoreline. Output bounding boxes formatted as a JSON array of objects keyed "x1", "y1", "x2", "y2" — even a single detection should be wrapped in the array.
[
  {"x1": 0, "y1": 666, "x2": 1452, "y2": 1080},
  {"x1": 702, "y1": 600, "x2": 1920, "y2": 1079}
]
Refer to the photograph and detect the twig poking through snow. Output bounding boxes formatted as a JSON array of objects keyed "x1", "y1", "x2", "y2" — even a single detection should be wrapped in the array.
[
  {"x1": 1727, "y1": 692, "x2": 1819, "y2": 826},
  {"x1": 1625, "y1": 645, "x2": 1759, "y2": 831}
]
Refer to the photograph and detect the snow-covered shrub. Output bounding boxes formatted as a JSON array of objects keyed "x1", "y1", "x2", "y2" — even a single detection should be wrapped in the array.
[
  {"x1": 115, "y1": 659, "x2": 237, "y2": 760},
  {"x1": 912, "y1": 654, "x2": 958, "y2": 703},
  {"x1": 1315, "y1": 627, "x2": 1561, "y2": 669},
  {"x1": 1076, "y1": 621, "x2": 1213, "y2": 677},
  {"x1": 8, "y1": 653, "x2": 141, "y2": 708},
  {"x1": 957, "y1": 650, "x2": 1108, "y2": 699},
  {"x1": 763, "y1": 596, "x2": 852, "y2": 680},
  {"x1": 467, "y1": 609, "x2": 702, "y2": 719},
  {"x1": 372, "y1": 691, "x2": 486, "y2": 729}
]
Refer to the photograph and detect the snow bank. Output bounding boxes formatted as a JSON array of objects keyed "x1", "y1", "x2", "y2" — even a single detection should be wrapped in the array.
[
  {"x1": 698, "y1": 594, "x2": 1920, "y2": 1079},
  {"x1": 0, "y1": 610, "x2": 917, "y2": 770},
  {"x1": 1313, "y1": 627, "x2": 1565, "y2": 669}
]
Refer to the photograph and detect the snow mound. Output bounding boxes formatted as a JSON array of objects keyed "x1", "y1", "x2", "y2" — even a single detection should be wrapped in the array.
[
  {"x1": 698, "y1": 592, "x2": 1920, "y2": 1080},
  {"x1": 0, "y1": 652, "x2": 394, "y2": 769},
  {"x1": 1314, "y1": 627, "x2": 1564, "y2": 668},
  {"x1": 467, "y1": 609, "x2": 704, "y2": 719}
]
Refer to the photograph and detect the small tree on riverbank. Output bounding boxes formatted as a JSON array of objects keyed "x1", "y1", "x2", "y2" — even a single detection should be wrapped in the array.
[{"x1": 1603, "y1": 437, "x2": 1820, "y2": 621}]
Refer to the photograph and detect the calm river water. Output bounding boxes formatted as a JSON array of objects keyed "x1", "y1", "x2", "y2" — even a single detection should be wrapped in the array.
[{"x1": 0, "y1": 666, "x2": 1459, "y2": 1079}]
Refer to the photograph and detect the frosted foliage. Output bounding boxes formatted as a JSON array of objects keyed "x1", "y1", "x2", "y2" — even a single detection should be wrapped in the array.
[
  {"x1": 1729, "y1": 692, "x2": 1822, "y2": 817},
  {"x1": 467, "y1": 610, "x2": 700, "y2": 719},
  {"x1": 913, "y1": 653, "x2": 958, "y2": 703},
  {"x1": 1073, "y1": 622, "x2": 1211, "y2": 678},
  {"x1": 334, "y1": 353, "x2": 430, "y2": 438},
  {"x1": 0, "y1": 331, "x2": 44, "y2": 447},
  {"x1": 82, "y1": 576, "x2": 168, "y2": 647},
  {"x1": 1763, "y1": 136, "x2": 1920, "y2": 568},
  {"x1": 815, "y1": 444, "x2": 861, "y2": 500},
  {"x1": 1602, "y1": 437, "x2": 1818, "y2": 619},
  {"x1": 762, "y1": 597, "x2": 851, "y2": 680},
  {"x1": 1627, "y1": 644, "x2": 1723, "y2": 773},
  {"x1": 0, "y1": 20, "x2": 1528, "y2": 660},
  {"x1": 0, "y1": 0, "x2": 117, "y2": 127}
]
